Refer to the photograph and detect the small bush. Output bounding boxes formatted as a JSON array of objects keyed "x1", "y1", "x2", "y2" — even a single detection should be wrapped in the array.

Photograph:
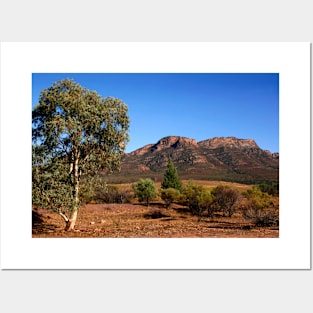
[
  {"x1": 242, "y1": 208, "x2": 279, "y2": 227},
  {"x1": 133, "y1": 178, "x2": 158, "y2": 206},
  {"x1": 97, "y1": 186, "x2": 132, "y2": 204},
  {"x1": 241, "y1": 187, "x2": 278, "y2": 227},
  {"x1": 160, "y1": 188, "x2": 181, "y2": 208},
  {"x1": 211, "y1": 185, "x2": 239, "y2": 217},
  {"x1": 258, "y1": 182, "x2": 279, "y2": 196},
  {"x1": 182, "y1": 181, "x2": 213, "y2": 221}
]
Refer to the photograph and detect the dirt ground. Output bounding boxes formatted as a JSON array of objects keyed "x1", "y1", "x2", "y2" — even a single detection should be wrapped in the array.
[{"x1": 32, "y1": 203, "x2": 279, "y2": 238}]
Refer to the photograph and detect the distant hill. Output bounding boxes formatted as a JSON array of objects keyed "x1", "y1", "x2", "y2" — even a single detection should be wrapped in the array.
[{"x1": 103, "y1": 136, "x2": 279, "y2": 184}]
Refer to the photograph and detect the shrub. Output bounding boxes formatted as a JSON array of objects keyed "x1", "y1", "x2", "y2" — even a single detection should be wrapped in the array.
[
  {"x1": 211, "y1": 185, "x2": 239, "y2": 217},
  {"x1": 242, "y1": 207, "x2": 279, "y2": 227},
  {"x1": 258, "y1": 182, "x2": 279, "y2": 196},
  {"x1": 94, "y1": 185, "x2": 132, "y2": 204},
  {"x1": 241, "y1": 187, "x2": 278, "y2": 227},
  {"x1": 133, "y1": 178, "x2": 158, "y2": 206},
  {"x1": 182, "y1": 181, "x2": 213, "y2": 221},
  {"x1": 160, "y1": 188, "x2": 181, "y2": 208}
]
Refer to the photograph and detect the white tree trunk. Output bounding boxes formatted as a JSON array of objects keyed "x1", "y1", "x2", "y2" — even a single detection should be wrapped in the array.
[
  {"x1": 65, "y1": 209, "x2": 78, "y2": 231},
  {"x1": 65, "y1": 152, "x2": 80, "y2": 231},
  {"x1": 58, "y1": 211, "x2": 69, "y2": 223}
]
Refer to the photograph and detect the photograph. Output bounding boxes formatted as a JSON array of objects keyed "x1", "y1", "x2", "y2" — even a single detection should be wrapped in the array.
[
  {"x1": 32, "y1": 73, "x2": 279, "y2": 238},
  {"x1": 1, "y1": 42, "x2": 309, "y2": 270},
  {"x1": 0, "y1": 2, "x2": 312, "y2": 313}
]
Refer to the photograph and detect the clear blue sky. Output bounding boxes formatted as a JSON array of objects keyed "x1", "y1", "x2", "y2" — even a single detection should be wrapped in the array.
[{"x1": 32, "y1": 73, "x2": 279, "y2": 153}]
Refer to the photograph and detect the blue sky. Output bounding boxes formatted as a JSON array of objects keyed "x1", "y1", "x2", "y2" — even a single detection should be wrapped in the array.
[{"x1": 32, "y1": 73, "x2": 279, "y2": 153}]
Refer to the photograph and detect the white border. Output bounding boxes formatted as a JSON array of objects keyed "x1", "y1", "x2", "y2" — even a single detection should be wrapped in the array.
[{"x1": 0, "y1": 42, "x2": 310, "y2": 269}]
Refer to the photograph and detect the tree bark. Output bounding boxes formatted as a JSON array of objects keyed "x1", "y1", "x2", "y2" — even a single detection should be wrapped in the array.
[
  {"x1": 65, "y1": 150, "x2": 80, "y2": 231},
  {"x1": 65, "y1": 209, "x2": 78, "y2": 231},
  {"x1": 58, "y1": 211, "x2": 69, "y2": 223}
]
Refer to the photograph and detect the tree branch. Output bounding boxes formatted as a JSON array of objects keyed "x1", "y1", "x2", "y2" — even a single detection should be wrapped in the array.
[{"x1": 58, "y1": 211, "x2": 69, "y2": 223}]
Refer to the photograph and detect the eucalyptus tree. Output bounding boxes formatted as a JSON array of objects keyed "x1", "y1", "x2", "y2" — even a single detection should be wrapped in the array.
[{"x1": 32, "y1": 79, "x2": 130, "y2": 230}]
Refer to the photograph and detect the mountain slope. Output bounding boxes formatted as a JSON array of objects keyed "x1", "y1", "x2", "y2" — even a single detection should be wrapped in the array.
[{"x1": 104, "y1": 136, "x2": 279, "y2": 184}]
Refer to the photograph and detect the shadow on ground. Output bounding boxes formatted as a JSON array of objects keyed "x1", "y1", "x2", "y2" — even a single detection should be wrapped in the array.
[
  {"x1": 143, "y1": 210, "x2": 171, "y2": 219},
  {"x1": 32, "y1": 209, "x2": 58, "y2": 234}
]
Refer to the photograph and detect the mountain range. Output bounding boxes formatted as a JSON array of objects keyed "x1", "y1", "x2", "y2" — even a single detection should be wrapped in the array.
[{"x1": 104, "y1": 136, "x2": 279, "y2": 184}]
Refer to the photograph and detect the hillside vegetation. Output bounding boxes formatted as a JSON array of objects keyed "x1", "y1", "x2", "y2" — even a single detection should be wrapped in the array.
[{"x1": 103, "y1": 136, "x2": 279, "y2": 184}]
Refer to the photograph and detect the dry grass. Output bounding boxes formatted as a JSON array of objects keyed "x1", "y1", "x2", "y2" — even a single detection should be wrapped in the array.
[
  {"x1": 184, "y1": 180, "x2": 253, "y2": 192},
  {"x1": 110, "y1": 180, "x2": 253, "y2": 195},
  {"x1": 32, "y1": 202, "x2": 279, "y2": 238}
]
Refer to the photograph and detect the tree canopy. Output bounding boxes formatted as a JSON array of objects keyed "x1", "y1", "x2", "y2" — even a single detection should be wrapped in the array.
[{"x1": 32, "y1": 78, "x2": 130, "y2": 230}]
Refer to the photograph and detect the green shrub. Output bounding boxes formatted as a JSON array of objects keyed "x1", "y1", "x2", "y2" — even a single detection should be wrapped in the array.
[
  {"x1": 241, "y1": 187, "x2": 278, "y2": 227},
  {"x1": 258, "y1": 182, "x2": 279, "y2": 196},
  {"x1": 160, "y1": 188, "x2": 181, "y2": 208},
  {"x1": 182, "y1": 181, "x2": 213, "y2": 221},
  {"x1": 133, "y1": 178, "x2": 158, "y2": 206}
]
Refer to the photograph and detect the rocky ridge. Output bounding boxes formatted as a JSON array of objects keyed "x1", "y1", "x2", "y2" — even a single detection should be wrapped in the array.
[{"x1": 105, "y1": 136, "x2": 279, "y2": 183}]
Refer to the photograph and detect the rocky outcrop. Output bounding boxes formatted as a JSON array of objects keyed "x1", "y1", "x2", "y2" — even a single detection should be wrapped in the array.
[
  {"x1": 130, "y1": 136, "x2": 198, "y2": 155},
  {"x1": 105, "y1": 136, "x2": 279, "y2": 183},
  {"x1": 129, "y1": 144, "x2": 155, "y2": 156},
  {"x1": 198, "y1": 137, "x2": 259, "y2": 149}
]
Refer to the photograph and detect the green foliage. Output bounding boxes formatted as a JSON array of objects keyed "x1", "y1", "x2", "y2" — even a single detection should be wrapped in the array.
[
  {"x1": 32, "y1": 79, "x2": 130, "y2": 175},
  {"x1": 182, "y1": 181, "x2": 213, "y2": 220},
  {"x1": 243, "y1": 187, "x2": 272, "y2": 210},
  {"x1": 79, "y1": 176, "x2": 108, "y2": 204},
  {"x1": 32, "y1": 149, "x2": 75, "y2": 213},
  {"x1": 211, "y1": 185, "x2": 239, "y2": 217},
  {"x1": 241, "y1": 187, "x2": 278, "y2": 226},
  {"x1": 258, "y1": 181, "x2": 279, "y2": 196},
  {"x1": 133, "y1": 179, "x2": 158, "y2": 206},
  {"x1": 32, "y1": 79, "x2": 129, "y2": 228},
  {"x1": 161, "y1": 158, "x2": 182, "y2": 192},
  {"x1": 160, "y1": 188, "x2": 181, "y2": 208}
]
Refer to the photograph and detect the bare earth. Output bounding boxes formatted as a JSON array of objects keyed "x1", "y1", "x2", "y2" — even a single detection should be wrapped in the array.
[{"x1": 32, "y1": 203, "x2": 279, "y2": 238}]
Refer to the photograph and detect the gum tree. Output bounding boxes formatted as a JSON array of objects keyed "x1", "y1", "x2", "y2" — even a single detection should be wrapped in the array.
[{"x1": 32, "y1": 79, "x2": 130, "y2": 231}]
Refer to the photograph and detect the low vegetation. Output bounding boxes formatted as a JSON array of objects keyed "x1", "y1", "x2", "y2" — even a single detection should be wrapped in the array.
[
  {"x1": 33, "y1": 178, "x2": 279, "y2": 238},
  {"x1": 241, "y1": 187, "x2": 279, "y2": 227},
  {"x1": 132, "y1": 178, "x2": 158, "y2": 207},
  {"x1": 160, "y1": 188, "x2": 181, "y2": 208},
  {"x1": 94, "y1": 185, "x2": 132, "y2": 204}
]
